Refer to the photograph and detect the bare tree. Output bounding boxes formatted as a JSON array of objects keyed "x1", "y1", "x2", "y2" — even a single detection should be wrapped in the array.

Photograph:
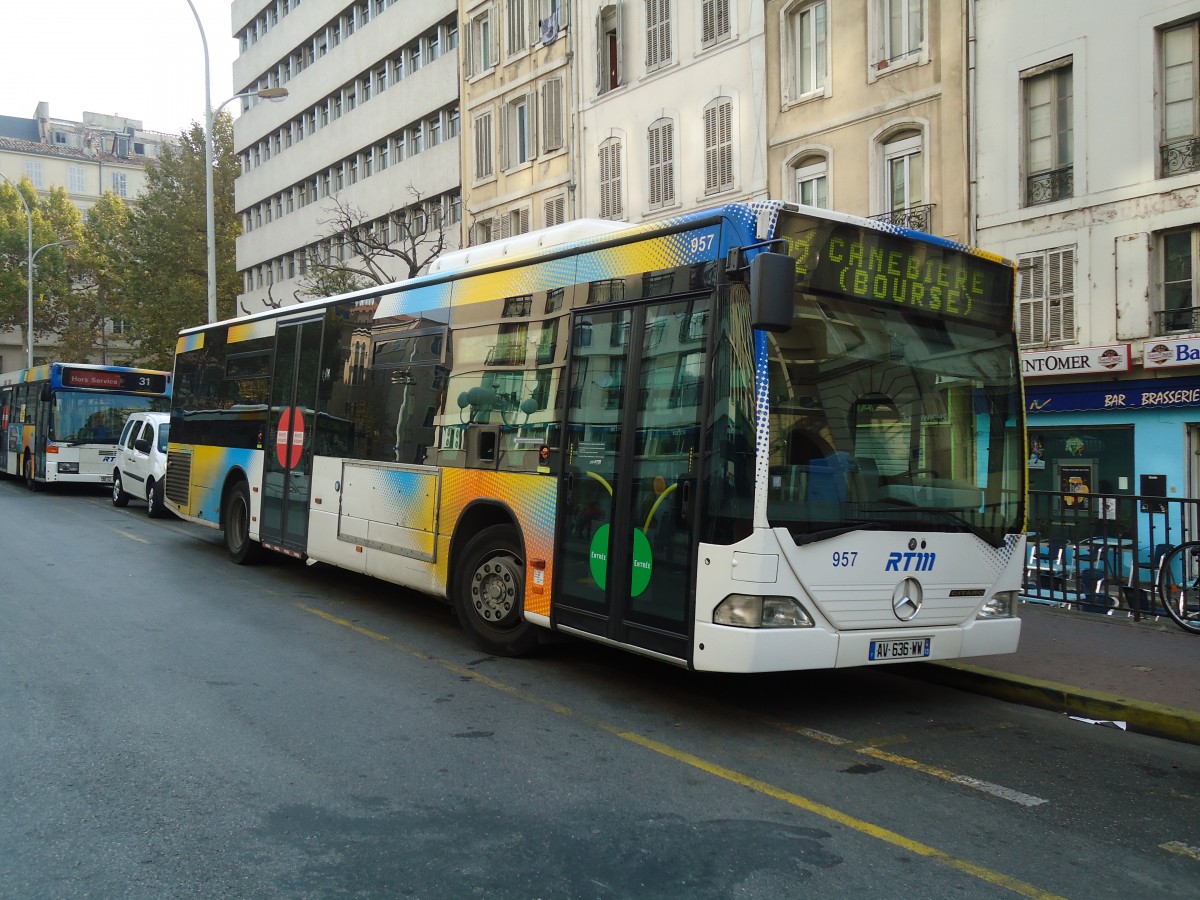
[{"x1": 297, "y1": 187, "x2": 451, "y2": 300}]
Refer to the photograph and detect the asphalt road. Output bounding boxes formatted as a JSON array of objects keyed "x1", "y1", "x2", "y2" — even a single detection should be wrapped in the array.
[{"x1": 1, "y1": 479, "x2": 1198, "y2": 899}]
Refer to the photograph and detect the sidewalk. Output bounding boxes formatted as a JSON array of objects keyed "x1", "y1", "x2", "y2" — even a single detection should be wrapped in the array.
[{"x1": 901, "y1": 601, "x2": 1200, "y2": 745}]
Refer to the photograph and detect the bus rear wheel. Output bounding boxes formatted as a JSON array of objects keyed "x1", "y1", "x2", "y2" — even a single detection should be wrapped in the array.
[
  {"x1": 454, "y1": 525, "x2": 539, "y2": 657},
  {"x1": 223, "y1": 481, "x2": 262, "y2": 564}
]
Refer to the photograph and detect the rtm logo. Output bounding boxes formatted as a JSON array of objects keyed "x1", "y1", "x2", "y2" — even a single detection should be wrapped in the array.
[{"x1": 885, "y1": 551, "x2": 936, "y2": 572}]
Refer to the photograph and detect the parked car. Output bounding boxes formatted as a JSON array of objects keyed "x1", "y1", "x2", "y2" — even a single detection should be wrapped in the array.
[{"x1": 112, "y1": 411, "x2": 171, "y2": 518}]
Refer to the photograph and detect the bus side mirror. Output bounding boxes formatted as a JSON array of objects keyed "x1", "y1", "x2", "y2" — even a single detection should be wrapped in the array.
[{"x1": 750, "y1": 252, "x2": 795, "y2": 333}]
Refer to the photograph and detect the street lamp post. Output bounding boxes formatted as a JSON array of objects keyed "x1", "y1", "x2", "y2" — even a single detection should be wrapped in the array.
[
  {"x1": 29, "y1": 239, "x2": 75, "y2": 363},
  {"x1": 0, "y1": 171, "x2": 35, "y2": 367},
  {"x1": 185, "y1": 0, "x2": 287, "y2": 324}
]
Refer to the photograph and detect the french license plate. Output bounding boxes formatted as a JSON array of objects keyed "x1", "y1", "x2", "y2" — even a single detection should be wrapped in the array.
[
  {"x1": 869, "y1": 637, "x2": 931, "y2": 661},
  {"x1": 100, "y1": 475, "x2": 113, "y2": 483}
]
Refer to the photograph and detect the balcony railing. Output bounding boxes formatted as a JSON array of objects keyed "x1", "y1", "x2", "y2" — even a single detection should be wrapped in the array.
[
  {"x1": 869, "y1": 204, "x2": 934, "y2": 233},
  {"x1": 1026, "y1": 166, "x2": 1073, "y2": 205},
  {"x1": 1161, "y1": 136, "x2": 1200, "y2": 178},
  {"x1": 1156, "y1": 305, "x2": 1200, "y2": 335}
]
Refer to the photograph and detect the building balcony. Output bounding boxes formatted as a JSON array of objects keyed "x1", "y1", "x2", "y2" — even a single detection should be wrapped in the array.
[
  {"x1": 1161, "y1": 136, "x2": 1200, "y2": 178},
  {"x1": 1156, "y1": 305, "x2": 1200, "y2": 335},
  {"x1": 869, "y1": 204, "x2": 934, "y2": 233},
  {"x1": 1025, "y1": 166, "x2": 1073, "y2": 206}
]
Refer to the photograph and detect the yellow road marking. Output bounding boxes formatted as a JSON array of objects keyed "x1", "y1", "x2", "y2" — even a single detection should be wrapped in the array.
[
  {"x1": 114, "y1": 529, "x2": 150, "y2": 544},
  {"x1": 295, "y1": 601, "x2": 1064, "y2": 899}
]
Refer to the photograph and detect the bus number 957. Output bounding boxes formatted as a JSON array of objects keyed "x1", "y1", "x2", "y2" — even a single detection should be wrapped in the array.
[{"x1": 832, "y1": 551, "x2": 857, "y2": 568}]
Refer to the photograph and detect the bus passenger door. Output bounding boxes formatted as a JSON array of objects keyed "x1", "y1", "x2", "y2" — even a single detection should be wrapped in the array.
[
  {"x1": 260, "y1": 316, "x2": 324, "y2": 553},
  {"x1": 554, "y1": 297, "x2": 708, "y2": 661}
]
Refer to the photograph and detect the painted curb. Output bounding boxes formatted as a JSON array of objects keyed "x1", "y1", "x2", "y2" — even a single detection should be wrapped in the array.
[{"x1": 898, "y1": 661, "x2": 1200, "y2": 746}]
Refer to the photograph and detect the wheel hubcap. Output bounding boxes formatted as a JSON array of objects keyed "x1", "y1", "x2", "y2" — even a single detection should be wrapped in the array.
[{"x1": 470, "y1": 556, "x2": 519, "y2": 623}]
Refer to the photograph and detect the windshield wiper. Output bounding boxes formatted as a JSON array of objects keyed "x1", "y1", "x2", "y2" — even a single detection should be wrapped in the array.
[
  {"x1": 792, "y1": 520, "x2": 884, "y2": 545},
  {"x1": 876, "y1": 498, "x2": 1005, "y2": 548}
]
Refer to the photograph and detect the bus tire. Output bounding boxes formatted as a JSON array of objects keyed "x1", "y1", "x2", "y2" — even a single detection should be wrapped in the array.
[
  {"x1": 111, "y1": 471, "x2": 130, "y2": 507},
  {"x1": 146, "y1": 479, "x2": 167, "y2": 518},
  {"x1": 223, "y1": 481, "x2": 262, "y2": 565},
  {"x1": 453, "y1": 525, "x2": 539, "y2": 657}
]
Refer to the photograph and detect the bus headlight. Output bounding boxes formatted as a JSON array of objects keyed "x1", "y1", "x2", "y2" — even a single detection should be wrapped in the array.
[
  {"x1": 57, "y1": 462, "x2": 79, "y2": 474},
  {"x1": 977, "y1": 590, "x2": 1017, "y2": 619},
  {"x1": 714, "y1": 594, "x2": 814, "y2": 628}
]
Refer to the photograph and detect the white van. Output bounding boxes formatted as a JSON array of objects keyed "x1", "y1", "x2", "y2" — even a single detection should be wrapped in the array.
[{"x1": 112, "y1": 411, "x2": 171, "y2": 517}]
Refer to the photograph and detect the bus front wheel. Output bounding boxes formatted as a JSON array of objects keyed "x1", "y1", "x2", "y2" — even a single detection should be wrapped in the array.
[
  {"x1": 223, "y1": 481, "x2": 262, "y2": 564},
  {"x1": 454, "y1": 525, "x2": 539, "y2": 657}
]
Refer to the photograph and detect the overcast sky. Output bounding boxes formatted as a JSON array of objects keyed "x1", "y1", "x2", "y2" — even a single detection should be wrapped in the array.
[{"x1": 2, "y1": 0, "x2": 238, "y2": 136}]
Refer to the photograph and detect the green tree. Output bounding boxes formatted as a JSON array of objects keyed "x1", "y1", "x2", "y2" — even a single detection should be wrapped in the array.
[
  {"x1": 58, "y1": 192, "x2": 132, "y2": 362},
  {"x1": 0, "y1": 179, "x2": 79, "y2": 356},
  {"x1": 121, "y1": 112, "x2": 240, "y2": 368}
]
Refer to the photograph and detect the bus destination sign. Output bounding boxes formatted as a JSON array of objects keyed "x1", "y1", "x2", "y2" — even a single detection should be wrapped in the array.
[
  {"x1": 777, "y1": 216, "x2": 1014, "y2": 331},
  {"x1": 62, "y1": 367, "x2": 168, "y2": 394}
]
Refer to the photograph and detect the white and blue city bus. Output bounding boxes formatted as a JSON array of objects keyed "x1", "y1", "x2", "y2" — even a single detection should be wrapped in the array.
[
  {"x1": 0, "y1": 362, "x2": 170, "y2": 489},
  {"x1": 165, "y1": 201, "x2": 1025, "y2": 671}
]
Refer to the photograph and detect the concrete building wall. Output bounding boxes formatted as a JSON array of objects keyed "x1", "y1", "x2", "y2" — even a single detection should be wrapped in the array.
[{"x1": 232, "y1": 0, "x2": 462, "y2": 313}]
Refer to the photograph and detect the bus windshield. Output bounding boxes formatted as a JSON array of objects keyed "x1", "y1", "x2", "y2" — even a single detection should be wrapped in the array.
[
  {"x1": 764, "y1": 292, "x2": 1023, "y2": 546},
  {"x1": 52, "y1": 391, "x2": 169, "y2": 444}
]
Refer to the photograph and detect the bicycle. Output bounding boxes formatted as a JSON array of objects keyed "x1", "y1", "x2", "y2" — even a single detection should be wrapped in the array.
[{"x1": 1156, "y1": 541, "x2": 1200, "y2": 635}]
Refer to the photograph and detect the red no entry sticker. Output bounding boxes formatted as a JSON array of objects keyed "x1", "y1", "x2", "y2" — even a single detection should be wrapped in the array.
[{"x1": 276, "y1": 407, "x2": 305, "y2": 468}]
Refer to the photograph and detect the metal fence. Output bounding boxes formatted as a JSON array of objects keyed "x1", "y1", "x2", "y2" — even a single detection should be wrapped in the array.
[{"x1": 1025, "y1": 490, "x2": 1200, "y2": 620}]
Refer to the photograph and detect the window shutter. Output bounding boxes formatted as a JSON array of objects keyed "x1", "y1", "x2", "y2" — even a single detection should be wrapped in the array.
[
  {"x1": 544, "y1": 194, "x2": 565, "y2": 227},
  {"x1": 615, "y1": 3, "x2": 624, "y2": 86},
  {"x1": 1017, "y1": 255, "x2": 1046, "y2": 346},
  {"x1": 1047, "y1": 247, "x2": 1075, "y2": 343},
  {"x1": 701, "y1": 0, "x2": 715, "y2": 45},
  {"x1": 595, "y1": 11, "x2": 604, "y2": 90},
  {"x1": 648, "y1": 125, "x2": 661, "y2": 208},
  {"x1": 600, "y1": 144, "x2": 613, "y2": 218},
  {"x1": 716, "y1": 0, "x2": 729, "y2": 40},
  {"x1": 718, "y1": 100, "x2": 732, "y2": 189},
  {"x1": 542, "y1": 80, "x2": 563, "y2": 151},
  {"x1": 646, "y1": 1, "x2": 657, "y2": 68},
  {"x1": 661, "y1": 1, "x2": 671, "y2": 64},
  {"x1": 704, "y1": 105, "x2": 717, "y2": 192},
  {"x1": 662, "y1": 121, "x2": 675, "y2": 205},
  {"x1": 500, "y1": 103, "x2": 510, "y2": 170}
]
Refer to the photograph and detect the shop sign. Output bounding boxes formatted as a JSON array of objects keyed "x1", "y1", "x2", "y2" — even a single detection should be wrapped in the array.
[
  {"x1": 1020, "y1": 344, "x2": 1130, "y2": 378},
  {"x1": 1025, "y1": 375, "x2": 1200, "y2": 413},
  {"x1": 1142, "y1": 336, "x2": 1200, "y2": 369}
]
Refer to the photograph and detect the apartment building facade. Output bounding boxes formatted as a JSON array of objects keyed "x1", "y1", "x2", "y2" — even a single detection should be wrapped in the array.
[
  {"x1": 976, "y1": 0, "x2": 1200, "y2": 506},
  {"x1": 764, "y1": 0, "x2": 971, "y2": 242},
  {"x1": 459, "y1": 0, "x2": 573, "y2": 247},
  {"x1": 232, "y1": 0, "x2": 462, "y2": 313},
  {"x1": 571, "y1": 0, "x2": 768, "y2": 224}
]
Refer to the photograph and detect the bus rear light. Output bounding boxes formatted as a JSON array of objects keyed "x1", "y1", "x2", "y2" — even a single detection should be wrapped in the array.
[
  {"x1": 56, "y1": 461, "x2": 79, "y2": 474},
  {"x1": 714, "y1": 594, "x2": 813, "y2": 628},
  {"x1": 977, "y1": 590, "x2": 1017, "y2": 619}
]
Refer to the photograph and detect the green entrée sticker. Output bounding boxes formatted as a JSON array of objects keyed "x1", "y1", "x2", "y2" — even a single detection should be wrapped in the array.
[{"x1": 589, "y1": 525, "x2": 654, "y2": 597}]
